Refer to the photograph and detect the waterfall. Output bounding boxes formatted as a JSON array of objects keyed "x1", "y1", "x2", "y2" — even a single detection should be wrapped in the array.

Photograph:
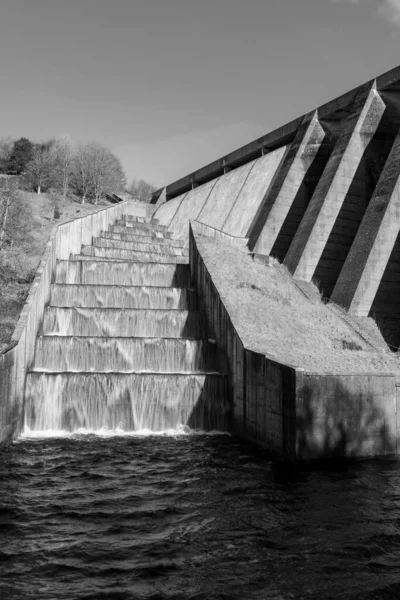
[{"x1": 24, "y1": 216, "x2": 229, "y2": 435}]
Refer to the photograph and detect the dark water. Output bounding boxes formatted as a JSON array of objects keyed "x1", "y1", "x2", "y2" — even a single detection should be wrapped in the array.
[{"x1": 2, "y1": 433, "x2": 400, "y2": 600}]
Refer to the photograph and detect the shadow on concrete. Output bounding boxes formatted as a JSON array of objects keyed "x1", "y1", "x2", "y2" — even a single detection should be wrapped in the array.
[{"x1": 296, "y1": 378, "x2": 396, "y2": 462}]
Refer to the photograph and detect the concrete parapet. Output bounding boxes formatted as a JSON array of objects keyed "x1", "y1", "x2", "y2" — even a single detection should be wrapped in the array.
[
  {"x1": 284, "y1": 82, "x2": 385, "y2": 280},
  {"x1": 190, "y1": 220, "x2": 248, "y2": 248},
  {"x1": 0, "y1": 200, "x2": 154, "y2": 443}
]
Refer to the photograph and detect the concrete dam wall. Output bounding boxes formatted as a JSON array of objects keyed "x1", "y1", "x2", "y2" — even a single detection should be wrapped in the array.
[
  {"x1": 3, "y1": 65, "x2": 400, "y2": 462},
  {"x1": 153, "y1": 65, "x2": 400, "y2": 352}
]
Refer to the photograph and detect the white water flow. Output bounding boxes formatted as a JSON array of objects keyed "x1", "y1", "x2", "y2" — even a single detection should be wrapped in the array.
[
  {"x1": 50, "y1": 285, "x2": 196, "y2": 309},
  {"x1": 25, "y1": 217, "x2": 228, "y2": 435},
  {"x1": 93, "y1": 236, "x2": 186, "y2": 250}
]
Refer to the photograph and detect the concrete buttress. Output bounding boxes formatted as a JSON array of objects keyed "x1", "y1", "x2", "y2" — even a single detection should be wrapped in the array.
[{"x1": 283, "y1": 82, "x2": 385, "y2": 280}]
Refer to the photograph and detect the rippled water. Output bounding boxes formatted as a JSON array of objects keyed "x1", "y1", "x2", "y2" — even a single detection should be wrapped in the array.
[{"x1": 2, "y1": 432, "x2": 400, "y2": 600}]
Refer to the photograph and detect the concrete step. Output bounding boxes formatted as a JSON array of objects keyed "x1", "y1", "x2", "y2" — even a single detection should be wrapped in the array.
[
  {"x1": 70, "y1": 254, "x2": 189, "y2": 265},
  {"x1": 92, "y1": 237, "x2": 188, "y2": 255},
  {"x1": 55, "y1": 260, "x2": 191, "y2": 286},
  {"x1": 33, "y1": 337, "x2": 219, "y2": 373},
  {"x1": 112, "y1": 222, "x2": 167, "y2": 233},
  {"x1": 50, "y1": 284, "x2": 197, "y2": 309},
  {"x1": 79, "y1": 246, "x2": 188, "y2": 263},
  {"x1": 42, "y1": 307, "x2": 206, "y2": 338},
  {"x1": 25, "y1": 372, "x2": 229, "y2": 432},
  {"x1": 101, "y1": 230, "x2": 176, "y2": 242},
  {"x1": 121, "y1": 215, "x2": 159, "y2": 224}
]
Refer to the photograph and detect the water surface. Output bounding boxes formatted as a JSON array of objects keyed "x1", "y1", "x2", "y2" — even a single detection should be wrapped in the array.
[{"x1": 1, "y1": 431, "x2": 400, "y2": 599}]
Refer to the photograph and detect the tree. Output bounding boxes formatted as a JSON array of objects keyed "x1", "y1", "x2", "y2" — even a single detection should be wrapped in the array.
[
  {"x1": 0, "y1": 137, "x2": 14, "y2": 173},
  {"x1": 52, "y1": 135, "x2": 74, "y2": 199},
  {"x1": 7, "y1": 138, "x2": 33, "y2": 174},
  {"x1": 0, "y1": 176, "x2": 19, "y2": 249},
  {"x1": 127, "y1": 179, "x2": 157, "y2": 203},
  {"x1": 71, "y1": 142, "x2": 127, "y2": 204},
  {"x1": 25, "y1": 142, "x2": 59, "y2": 194}
]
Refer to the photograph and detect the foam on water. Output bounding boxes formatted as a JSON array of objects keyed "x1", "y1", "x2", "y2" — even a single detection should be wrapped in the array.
[{"x1": 20, "y1": 423, "x2": 229, "y2": 440}]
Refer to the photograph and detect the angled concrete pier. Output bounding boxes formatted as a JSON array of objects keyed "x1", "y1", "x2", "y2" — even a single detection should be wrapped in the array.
[{"x1": 284, "y1": 83, "x2": 385, "y2": 281}]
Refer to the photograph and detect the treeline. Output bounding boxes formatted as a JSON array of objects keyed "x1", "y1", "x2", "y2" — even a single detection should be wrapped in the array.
[{"x1": 0, "y1": 136, "x2": 157, "y2": 204}]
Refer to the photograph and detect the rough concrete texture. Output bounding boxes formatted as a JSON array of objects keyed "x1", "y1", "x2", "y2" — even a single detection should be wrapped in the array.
[
  {"x1": 194, "y1": 234, "x2": 398, "y2": 375},
  {"x1": 166, "y1": 180, "x2": 217, "y2": 239},
  {"x1": 197, "y1": 161, "x2": 255, "y2": 229},
  {"x1": 155, "y1": 149, "x2": 288, "y2": 244},
  {"x1": 331, "y1": 127, "x2": 400, "y2": 316},
  {"x1": 223, "y1": 147, "x2": 288, "y2": 238},
  {"x1": 192, "y1": 227, "x2": 400, "y2": 460},
  {"x1": 285, "y1": 84, "x2": 386, "y2": 281},
  {"x1": 153, "y1": 194, "x2": 185, "y2": 227},
  {"x1": 296, "y1": 372, "x2": 397, "y2": 460},
  {"x1": 250, "y1": 112, "x2": 325, "y2": 255}
]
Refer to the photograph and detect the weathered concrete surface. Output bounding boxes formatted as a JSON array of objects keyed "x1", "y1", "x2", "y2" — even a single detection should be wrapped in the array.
[
  {"x1": 223, "y1": 147, "x2": 288, "y2": 238},
  {"x1": 0, "y1": 201, "x2": 154, "y2": 443},
  {"x1": 156, "y1": 149, "x2": 288, "y2": 243},
  {"x1": 331, "y1": 128, "x2": 400, "y2": 316},
  {"x1": 296, "y1": 373, "x2": 397, "y2": 460},
  {"x1": 166, "y1": 180, "x2": 217, "y2": 239},
  {"x1": 190, "y1": 225, "x2": 400, "y2": 460},
  {"x1": 197, "y1": 161, "x2": 255, "y2": 230},
  {"x1": 248, "y1": 112, "x2": 325, "y2": 255},
  {"x1": 152, "y1": 194, "x2": 185, "y2": 227},
  {"x1": 284, "y1": 83, "x2": 385, "y2": 280}
]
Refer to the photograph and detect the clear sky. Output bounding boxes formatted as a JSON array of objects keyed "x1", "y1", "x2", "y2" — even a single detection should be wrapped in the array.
[{"x1": 1, "y1": 0, "x2": 400, "y2": 187}]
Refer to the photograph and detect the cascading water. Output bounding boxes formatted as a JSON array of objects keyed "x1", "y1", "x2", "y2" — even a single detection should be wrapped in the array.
[{"x1": 24, "y1": 216, "x2": 229, "y2": 436}]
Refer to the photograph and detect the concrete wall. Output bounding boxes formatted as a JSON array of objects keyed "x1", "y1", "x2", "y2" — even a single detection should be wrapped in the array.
[
  {"x1": 0, "y1": 200, "x2": 154, "y2": 443},
  {"x1": 189, "y1": 224, "x2": 298, "y2": 458},
  {"x1": 154, "y1": 147, "x2": 288, "y2": 243},
  {"x1": 190, "y1": 223, "x2": 399, "y2": 461},
  {"x1": 296, "y1": 372, "x2": 398, "y2": 460}
]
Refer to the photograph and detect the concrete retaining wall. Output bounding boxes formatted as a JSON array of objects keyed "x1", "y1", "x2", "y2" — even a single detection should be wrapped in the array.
[
  {"x1": 190, "y1": 223, "x2": 399, "y2": 461},
  {"x1": 296, "y1": 371, "x2": 398, "y2": 460},
  {"x1": 0, "y1": 200, "x2": 154, "y2": 443},
  {"x1": 189, "y1": 224, "x2": 297, "y2": 458},
  {"x1": 155, "y1": 147, "x2": 287, "y2": 244}
]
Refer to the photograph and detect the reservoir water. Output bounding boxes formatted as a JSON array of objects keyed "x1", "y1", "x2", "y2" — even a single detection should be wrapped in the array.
[{"x1": 2, "y1": 430, "x2": 400, "y2": 600}]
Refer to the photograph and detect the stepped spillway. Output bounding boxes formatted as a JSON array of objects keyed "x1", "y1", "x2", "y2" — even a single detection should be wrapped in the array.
[{"x1": 25, "y1": 214, "x2": 228, "y2": 433}]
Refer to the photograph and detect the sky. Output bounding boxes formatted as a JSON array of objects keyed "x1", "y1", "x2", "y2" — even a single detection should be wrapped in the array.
[{"x1": 1, "y1": 0, "x2": 400, "y2": 188}]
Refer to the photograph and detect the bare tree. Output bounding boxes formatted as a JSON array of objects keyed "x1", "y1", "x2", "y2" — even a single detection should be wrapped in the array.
[
  {"x1": 25, "y1": 142, "x2": 59, "y2": 194},
  {"x1": 128, "y1": 179, "x2": 157, "y2": 203},
  {"x1": 71, "y1": 143, "x2": 92, "y2": 203},
  {"x1": 71, "y1": 142, "x2": 127, "y2": 204},
  {"x1": 52, "y1": 135, "x2": 74, "y2": 199},
  {"x1": 0, "y1": 137, "x2": 14, "y2": 173},
  {"x1": 0, "y1": 177, "x2": 19, "y2": 249}
]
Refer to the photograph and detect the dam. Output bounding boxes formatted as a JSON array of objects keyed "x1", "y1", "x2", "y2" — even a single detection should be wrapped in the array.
[
  {"x1": 3, "y1": 66, "x2": 400, "y2": 462},
  {"x1": 4, "y1": 66, "x2": 400, "y2": 599}
]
